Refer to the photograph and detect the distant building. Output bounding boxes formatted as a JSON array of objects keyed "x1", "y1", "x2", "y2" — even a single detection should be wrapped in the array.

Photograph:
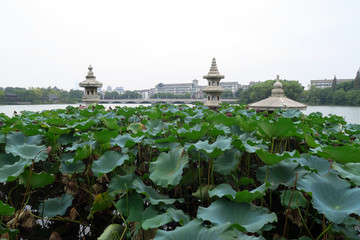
[
  {"x1": 220, "y1": 81, "x2": 240, "y2": 93},
  {"x1": 310, "y1": 78, "x2": 353, "y2": 88},
  {"x1": 114, "y1": 86, "x2": 125, "y2": 94},
  {"x1": 155, "y1": 79, "x2": 200, "y2": 98},
  {"x1": 106, "y1": 86, "x2": 112, "y2": 92}
]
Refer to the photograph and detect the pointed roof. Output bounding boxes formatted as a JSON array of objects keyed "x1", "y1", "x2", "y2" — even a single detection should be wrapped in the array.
[
  {"x1": 248, "y1": 76, "x2": 307, "y2": 111},
  {"x1": 79, "y1": 65, "x2": 103, "y2": 88},
  {"x1": 203, "y1": 58, "x2": 225, "y2": 80}
]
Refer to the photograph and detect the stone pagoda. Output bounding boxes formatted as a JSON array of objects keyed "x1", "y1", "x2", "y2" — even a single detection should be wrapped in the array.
[
  {"x1": 79, "y1": 65, "x2": 103, "y2": 106},
  {"x1": 248, "y1": 75, "x2": 307, "y2": 111},
  {"x1": 202, "y1": 58, "x2": 225, "y2": 108}
]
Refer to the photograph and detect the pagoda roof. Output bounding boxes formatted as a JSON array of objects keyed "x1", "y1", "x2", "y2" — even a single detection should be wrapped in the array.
[
  {"x1": 203, "y1": 58, "x2": 225, "y2": 80},
  {"x1": 248, "y1": 77, "x2": 307, "y2": 111},
  {"x1": 79, "y1": 65, "x2": 103, "y2": 88}
]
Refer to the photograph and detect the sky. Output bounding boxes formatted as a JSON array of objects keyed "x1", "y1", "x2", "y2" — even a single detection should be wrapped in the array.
[{"x1": 1, "y1": 0, "x2": 360, "y2": 91}]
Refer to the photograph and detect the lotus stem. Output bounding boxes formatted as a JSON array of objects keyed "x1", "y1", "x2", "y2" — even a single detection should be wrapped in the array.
[
  {"x1": 316, "y1": 222, "x2": 333, "y2": 240},
  {"x1": 283, "y1": 171, "x2": 299, "y2": 238}
]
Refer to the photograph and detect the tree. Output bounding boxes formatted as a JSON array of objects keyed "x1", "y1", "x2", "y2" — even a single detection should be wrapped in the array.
[
  {"x1": 282, "y1": 80, "x2": 304, "y2": 101},
  {"x1": 331, "y1": 75, "x2": 337, "y2": 92},
  {"x1": 221, "y1": 90, "x2": 234, "y2": 99},
  {"x1": 354, "y1": 69, "x2": 360, "y2": 89}
]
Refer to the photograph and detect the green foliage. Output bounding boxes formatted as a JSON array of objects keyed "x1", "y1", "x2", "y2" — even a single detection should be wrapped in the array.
[{"x1": 1, "y1": 104, "x2": 360, "y2": 239}]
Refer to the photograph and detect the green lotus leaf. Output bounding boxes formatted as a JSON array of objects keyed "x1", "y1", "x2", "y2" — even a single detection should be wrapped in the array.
[
  {"x1": 92, "y1": 151, "x2": 129, "y2": 177},
  {"x1": 177, "y1": 123, "x2": 210, "y2": 141},
  {"x1": 133, "y1": 178, "x2": 182, "y2": 205},
  {"x1": 214, "y1": 149, "x2": 241, "y2": 175},
  {"x1": 110, "y1": 133, "x2": 144, "y2": 148},
  {"x1": 147, "y1": 107, "x2": 162, "y2": 119},
  {"x1": 5, "y1": 144, "x2": 48, "y2": 162},
  {"x1": 237, "y1": 116, "x2": 258, "y2": 132},
  {"x1": 207, "y1": 113, "x2": 240, "y2": 127},
  {"x1": 197, "y1": 199, "x2": 277, "y2": 233},
  {"x1": 142, "y1": 208, "x2": 190, "y2": 230},
  {"x1": 39, "y1": 194, "x2": 74, "y2": 218},
  {"x1": 115, "y1": 192, "x2": 144, "y2": 222},
  {"x1": 74, "y1": 144, "x2": 92, "y2": 161},
  {"x1": 19, "y1": 170, "x2": 55, "y2": 189},
  {"x1": 257, "y1": 159, "x2": 305, "y2": 190},
  {"x1": 154, "y1": 219, "x2": 236, "y2": 240},
  {"x1": 184, "y1": 111, "x2": 204, "y2": 124},
  {"x1": 280, "y1": 190, "x2": 307, "y2": 209},
  {"x1": 297, "y1": 173, "x2": 360, "y2": 224},
  {"x1": 6, "y1": 131, "x2": 42, "y2": 145},
  {"x1": 187, "y1": 135, "x2": 232, "y2": 158},
  {"x1": 305, "y1": 134, "x2": 320, "y2": 148},
  {"x1": 60, "y1": 152, "x2": 85, "y2": 173},
  {"x1": 108, "y1": 174, "x2": 140, "y2": 196},
  {"x1": 0, "y1": 133, "x2": 5, "y2": 143},
  {"x1": 332, "y1": 162, "x2": 360, "y2": 185},
  {"x1": 209, "y1": 183, "x2": 268, "y2": 203},
  {"x1": 166, "y1": 208, "x2": 190, "y2": 226},
  {"x1": 127, "y1": 123, "x2": 143, "y2": 134},
  {"x1": 142, "y1": 213, "x2": 173, "y2": 230},
  {"x1": 0, "y1": 200, "x2": 15, "y2": 216},
  {"x1": 0, "y1": 153, "x2": 29, "y2": 182},
  {"x1": 294, "y1": 155, "x2": 331, "y2": 175},
  {"x1": 208, "y1": 124, "x2": 231, "y2": 136},
  {"x1": 257, "y1": 117, "x2": 301, "y2": 138},
  {"x1": 256, "y1": 149, "x2": 300, "y2": 165},
  {"x1": 70, "y1": 119, "x2": 97, "y2": 131},
  {"x1": 102, "y1": 117, "x2": 120, "y2": 131},
  {"x1": 93, "y1": 129, "x2": 119, "y2": 144},
  {"x1": 149, "y1": 147, "x2": 188, "y2": 187},
  {"x1": 145, "y1": 119, "x2": 164, "y2": 136},
  {"x1": 281, "y1": 109, "x2": 301, "y2": 118},
  {"x1": 236, "y1": 232, "x2": 266, "y2": 240},
  {"x1": 46, "y1": 118, "x2": 68, "y2": 126},
  {"x1": 48, "y1": 126, "x2": 71, "y2": 135},
  {"x1": 90, "y1": 191, "x2": 114, "y2": 217},
  {"x1": 319, "y1": 145, "x2": 360, "y2": 163},
  {"x1": 98, "y1": 224, "x2": 126, "y2": 240},
  {"x1": 208, "y1": 183, "x2": 236, "y2": 199}
]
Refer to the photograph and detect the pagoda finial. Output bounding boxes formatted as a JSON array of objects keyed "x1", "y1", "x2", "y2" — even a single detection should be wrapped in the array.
[
  {"x1": 208, "y1": 58, "x2": 220, "y2": 74},
  {"x1": 86, "y1": 65, "x2": 95, "y2": 78}
]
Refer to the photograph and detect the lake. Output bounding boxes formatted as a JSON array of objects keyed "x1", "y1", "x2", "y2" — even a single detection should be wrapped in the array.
[{"x1": 1, "y1": 104, "x2": 360, "y2": 124}]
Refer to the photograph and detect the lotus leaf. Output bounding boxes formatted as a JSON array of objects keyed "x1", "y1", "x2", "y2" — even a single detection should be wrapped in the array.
[
  {"x1": 280, "y1": 190, "x2": 307, "y2": 209},
  {"x1": 319, "y1": 145, "x2": 360, "y2": 163},
  {"x1": 187, "y1": 135, "x2": 232, "y2": 158},
  {"x1": 0, "y1": 200, "x2": 15, "y2": 216},
  {"x1": 93, "y1": 129, "x2": 118, "y2": 144},
  {"x1": 177, "y1": 123, "x2": 210, "y2": 141},
  {"x1": 5, "y1": 144, "x2": 48, "y2": 163},
  {"x1": 115, "y1": 192, "x2": 144, "y2": 222},
  {"x1": 92, "y1": 151, "x2": 129, "y2": 177},
  {"x1": 197, "y1": 199, "x2": 277, "y2": 233},
  {"x1": 6, "y1": 131, "x2": 42, "y2": 145},
  {"x1": 297, "y1": 173, "x2": 360, "y2": 224},
  {"x1": 133, "y1": 178, "x2": 182, "y2": 205},
  {"x1": 127, "y1": 122, "x2": 143, "y2": 134},
  {"x1": 145, "y1": 119, "x2": 164, "y2": 136},
  {"x1": 108, "y1": 173, "x2": 140, "y2": 196},
  {"x1": 332, "y1": 162, "x2": 360, "y2": 185},
  {"x1": 110, "y1": 133, "x2": 144, "y2": 148},
  {"x1": 154, "y1": 219, "x2": 236, "y2": 240},
  {"x1": 257, "y1": 117, "x2": 301, "y2": 138},
  {"x1": 209, "y1": 183, "x2": 268, "y2": 203},
  {"x1": 0, "y1": 153, "x2": 29, "y2": 182},
  {"x1": 19, "y1": 170, "x2": 55, "y2": 189},
  {"x1": 102, "y1": 117, "x2": 120, "y2": 131},
  {"x1": 98, "y1": 224, "x2": 126, "y2": 240},
  {"x1": 257, "y1": 159, "x2": 305, "y2": 190},
  {"x1": 294, "y1": 155, "x2": 331, "y2": 176},
  {"x1": 39, "y1": 194, "x2": 74, "y2": 218},
  {"x1": 90, "y1": 192, "x2": 114, "y2": 217},
  {"x1": 214, "y1": 149, "x2": 241, "y2": 175},
  {"x1": 256, "y1": 149, "x2": 301, "y2": 165},
  {"x1": 149, "y1": 147, "x2": 188, "y2": 187}
]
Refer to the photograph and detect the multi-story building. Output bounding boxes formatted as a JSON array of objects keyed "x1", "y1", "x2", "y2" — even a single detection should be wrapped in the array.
[
  {"x1": 154, "y1": 79, "x2": 200, "y2": 98},
  {"x1": 220, "y1": 81, "x2": 240, "y2": 93},
  {"x1": 310, "y1": 79, "x2": 353, "y2": 88}
]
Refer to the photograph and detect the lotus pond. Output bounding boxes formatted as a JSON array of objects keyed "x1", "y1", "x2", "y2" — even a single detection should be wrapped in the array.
[{"x1": 1, "y1": 104, "x2": 360, "y2": 240}]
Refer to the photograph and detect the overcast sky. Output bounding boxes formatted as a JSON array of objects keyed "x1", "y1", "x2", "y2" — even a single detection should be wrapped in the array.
[{"x1": 1, "y1": 0, "x2": 359, "y2": 91}]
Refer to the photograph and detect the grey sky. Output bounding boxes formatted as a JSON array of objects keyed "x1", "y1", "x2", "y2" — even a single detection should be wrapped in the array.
[{"x1": 1, "y1": 0, "x2": 359, "y2": 91}]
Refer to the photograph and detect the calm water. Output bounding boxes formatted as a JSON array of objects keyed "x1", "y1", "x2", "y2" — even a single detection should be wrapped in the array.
[{"x1": 0, "y1": 104, "x2": 360, "y2": 124}]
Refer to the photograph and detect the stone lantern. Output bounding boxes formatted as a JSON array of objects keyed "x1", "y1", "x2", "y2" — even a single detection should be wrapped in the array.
[
  {"x1": 79, "y1": 65, "x2": 103, "y2": 106},
  {"x1": 202, "y1": 58, "x2": 225, "y2": 108}
]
